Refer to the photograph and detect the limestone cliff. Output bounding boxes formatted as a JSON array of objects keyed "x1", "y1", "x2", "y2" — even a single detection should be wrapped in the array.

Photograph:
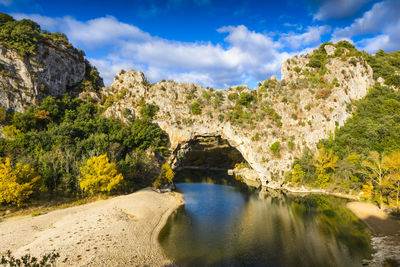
[
  {"x1": 0, "y1": 40, "x2": 86, "y2": 112},
  {"x1": 102, "y1": 44, "x2": 374, "y2": 188}
]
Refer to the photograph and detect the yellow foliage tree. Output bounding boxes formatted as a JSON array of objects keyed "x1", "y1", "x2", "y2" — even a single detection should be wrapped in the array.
[
  {"x1": 383, "y1": 151, "x2": 400, "y2": 210},
  {"x1": 152, "y1": 163, "x2": 174, "y2": 188},
  {"x1": 80, "y1": 154, "x2": 123, "y2": 194},
  {"x1": 0, "y1": 157, "x2": 41, "y2": 206},
  {"x1": 360, "y1": 151, "x2": 389, "y2": 208},
  {"x1": 291, "y1": 164, "x2": 305, "y2": 184},
  {"x1": 313, "y1": 146, "x2": 338, "y2": 187}
]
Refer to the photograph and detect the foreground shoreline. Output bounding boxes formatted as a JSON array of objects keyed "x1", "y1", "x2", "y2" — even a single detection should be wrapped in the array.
[
  {"x1": 346, "y1": 202, "x2": 400, "y2": 266},
  {"x1": 1, "y1": 184, "x2": 399, "y2": 266},
  {"x1": 0, "y1": 188, "x2": 184, "y2": 266}
]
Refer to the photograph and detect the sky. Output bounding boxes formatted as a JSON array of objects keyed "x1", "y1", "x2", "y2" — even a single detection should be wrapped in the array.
[{"x1": 1, "y1": 0, "x2": 399, "y2": 88}]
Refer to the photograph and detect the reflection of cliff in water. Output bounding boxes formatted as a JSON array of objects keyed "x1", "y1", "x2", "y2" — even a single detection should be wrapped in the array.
[
  {"x1": 160, "y1": 181, "x2": 371, "y2": 267},
  {"x1": 231, "y1": 193, "x2": 371, "y2": 267}
]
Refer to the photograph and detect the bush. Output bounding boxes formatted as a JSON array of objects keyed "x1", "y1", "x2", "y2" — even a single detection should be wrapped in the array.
[
  {"x1": 228, "y1": 92, "x2": 238, "y2": 101},
  {"x1": 0, "y1": 157, "x2": 41, "y2": 206},
  {"x1": 237, "y1": 92, "x2": 254, "y2": 107},
  {"x1": 79, "y1": 154, "x2": 123, "y2": 194},
  {"x1": 1, "y1": 250, "x2": 60, "y2": 266},
  {"x1": 152, "y1": 162, "x2": 174, "y2": 188},
  {"x1": 190, "y1": 100, "x2": 202, "y2": 115},
  {"x1": 140, "y1": 103, "x2": 159, "y2": 120},
  {"x1": 270, "y1": 141, "x2": 281, "y2": 157}
]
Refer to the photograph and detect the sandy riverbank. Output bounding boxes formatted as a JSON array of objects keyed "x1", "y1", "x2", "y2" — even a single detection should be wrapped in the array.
[
  {"x1": 346, "y1": 202, "x2": 400, "y2": 266},
  {"x1": 0, "y1": 188, "x2": 184, "y2": 266}
]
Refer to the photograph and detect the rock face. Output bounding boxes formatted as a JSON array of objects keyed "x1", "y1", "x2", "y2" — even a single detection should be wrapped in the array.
[
  {"x1": 104, "y1": 48, "x2": 374, "y2": 187},
  {"x1": 0, "y1": 41, "x2": 86, "y2": 112}
]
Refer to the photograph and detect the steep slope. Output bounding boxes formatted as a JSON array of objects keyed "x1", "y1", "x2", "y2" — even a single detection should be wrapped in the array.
[
  {"x1": 103, "y1": 42, "x2": 374, "y2": 187},
  {"x1": 0, "y1": 13, "x2": 102, "y2": 112}
]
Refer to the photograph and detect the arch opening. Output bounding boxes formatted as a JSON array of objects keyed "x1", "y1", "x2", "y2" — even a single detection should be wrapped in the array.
[{"x1": 171, "y1": 135, "x2": 259, "y2": 186}]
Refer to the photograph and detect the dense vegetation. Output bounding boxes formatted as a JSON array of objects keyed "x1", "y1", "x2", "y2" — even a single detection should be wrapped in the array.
[
  {"x1": 364, "y1": 50, "x2": 400, "y2": 87},
  {"x1": 0, "y1": 12, "x2": 72, "y2": 56},
  {"x1": 0, "y1": 95, "x2": 169, "y2": 207},
  {"x1": 289, "y1": 85, "x2": 400, "y2": 211}
]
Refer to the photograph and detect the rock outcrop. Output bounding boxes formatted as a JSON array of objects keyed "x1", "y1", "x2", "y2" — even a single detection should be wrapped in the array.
[
  {"x1": 0, "y1": 41, "x2": 86, "y2": 112},
  {"x1": 103, "y1": 47, "x2": 374, "y2": 187}
]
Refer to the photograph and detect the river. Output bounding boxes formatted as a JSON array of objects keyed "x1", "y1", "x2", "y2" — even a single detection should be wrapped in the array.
[{"x1": 159, "y1": 171, "x2": 372, "y2": 267}]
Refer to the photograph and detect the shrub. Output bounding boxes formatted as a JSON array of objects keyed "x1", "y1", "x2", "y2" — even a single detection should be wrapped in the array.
[
  {"x1": 0, "y1": 250, "x2": 60, "y2": 266},
  {"x1": 202, "y1": 90, "x2": 212, "y2": 100},
  {"x1": 316, "y1": 89, "x2": 331, "y2": 99},
  {"x1": 2, "y1": 125, "x2": 20, "y2": 138},
  {"x1": 349, "y1": 58, "x2": 358, "y2": 66},
  {"x1": 270, "y1": 141, "x2": 281, "y2": 157},
  {"x1": 288, "y1": 140, "x2": 295, "y2": 150},
  {"x1": 237, "y1": 92, "x2": 254, "y2": 107},
  {"x1": 140, "y1": 103, "x2": 159, "y2": 120},
  {"x1": 335, "y1": 40, "x2": 355, "y2": 49},
  {"x1": 228, "y1": 92, "x2": 238, "y2": 101},
  {"x1": 79, "y1": 154, "x2": 123, "y2": 194},
  {"x1": 152, "y1": 163, "x2": 174, "y2": 188},
  {"x1": 332, "y1": 77, "x2": 339, "y2": 87},
  {"x1": 251, "y1": 133, "x2": 260, "y2": 141},
  {"x1": 0, "y1": 157, "x2": 41, "y2": 206},
  {"x1": 190, "y1": 100, "x2": 202, "y2": 115},
  {"x1": 386, "y1": 75, "x2": 400, "y2": 87}
]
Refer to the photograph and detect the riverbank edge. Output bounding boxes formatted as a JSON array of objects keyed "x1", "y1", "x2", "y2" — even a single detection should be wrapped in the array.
[
  {"x1": 151, "y1": 191, "x2": 185, "y2": 262},
  {"x1": 0, "y1": 188, "x2": 185, "y2": 266},
  {"x1": 263, "y1": 184, "x2": 400, "y2": 267}
]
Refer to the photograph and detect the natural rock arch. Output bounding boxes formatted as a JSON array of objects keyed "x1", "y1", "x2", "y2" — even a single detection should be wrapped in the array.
[{"x1": 103, "y1": 47, "x2": 374, "y2": 188}]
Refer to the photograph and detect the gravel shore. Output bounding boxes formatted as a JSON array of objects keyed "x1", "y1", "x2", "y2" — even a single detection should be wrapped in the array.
[
  {"x1": 0, "y1": 188, "x2": 184, "y2": 266},
  {"x1": 347, "y1": 202, "x2": 400, "y2": 266}
]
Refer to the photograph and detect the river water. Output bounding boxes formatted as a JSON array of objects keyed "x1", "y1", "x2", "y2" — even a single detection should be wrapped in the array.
[{"x1": 159, "y1": 173, "x2": 372, "y2": 267}]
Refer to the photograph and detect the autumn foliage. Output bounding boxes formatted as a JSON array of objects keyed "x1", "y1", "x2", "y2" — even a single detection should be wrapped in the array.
[
  {"x1": 79, "y1": 154, "x2": 123, "y2": 194},
  {"x1": 0, "y1": 157, "x2": 41, "y2": 206}
]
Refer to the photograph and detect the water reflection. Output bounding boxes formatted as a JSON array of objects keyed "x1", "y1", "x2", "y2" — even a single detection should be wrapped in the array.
[{"x1": 159, "y1": 174, "x2": 371, "y2": 267}]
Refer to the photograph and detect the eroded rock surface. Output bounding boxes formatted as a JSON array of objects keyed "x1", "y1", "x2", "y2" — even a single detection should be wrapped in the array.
[
  {"x1": 0, "y1": 41, "x2": 86, "y2": 112},
  {"x1": 103, "y1": 49, "x2": 374, "y2": 186}
]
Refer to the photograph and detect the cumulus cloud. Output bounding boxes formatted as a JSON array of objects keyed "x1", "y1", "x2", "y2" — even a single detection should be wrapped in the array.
[
  {"x1": 313, "y1": 0, "x2": 372, "y2": 20},
  {"x1": 332, "y1": 0, "x2": 400, "y2": 52},
  {"x1": 12, "y1": 13, "x2": 328, "y2": 88},
  {"x1": 279, "y1": 25, "x2": 331, "y2": 49}
]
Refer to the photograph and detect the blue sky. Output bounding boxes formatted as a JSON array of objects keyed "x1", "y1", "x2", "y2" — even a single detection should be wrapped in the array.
[{"x1": 1, "y1": 0, "x2": 399, "y2": 88}]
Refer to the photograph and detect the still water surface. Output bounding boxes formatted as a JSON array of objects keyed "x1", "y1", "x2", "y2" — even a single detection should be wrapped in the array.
[{"x1": 159, "y1": 179, "x2": 372, "y2": 267}]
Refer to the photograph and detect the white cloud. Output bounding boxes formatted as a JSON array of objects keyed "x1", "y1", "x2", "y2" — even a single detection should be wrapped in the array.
[
  {"x1": 0, "y1": 0, "x2": 12, "y2": 6},
  {"x1": 332, "y1": 0, "x2": 400, "y2": 52},
  {"x1": 279, "y1": 25, "x2": 331, "y2": 49},
  {"x1": 314, "y1": 0, "x2": 371, "y2": 20},
  {"x1": 12, "y1": 13, "x2": 328, "y2": 88}
]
